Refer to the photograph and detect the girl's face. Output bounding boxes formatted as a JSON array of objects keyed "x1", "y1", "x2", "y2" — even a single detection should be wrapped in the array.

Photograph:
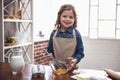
[{"x1": 60, "y1": 10, "x2": 75, "y2": 30}]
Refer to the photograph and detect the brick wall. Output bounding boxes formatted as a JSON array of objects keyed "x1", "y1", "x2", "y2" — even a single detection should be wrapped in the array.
[{"x1": 34, "y1": 40, "x2": 49, "y2": 65}]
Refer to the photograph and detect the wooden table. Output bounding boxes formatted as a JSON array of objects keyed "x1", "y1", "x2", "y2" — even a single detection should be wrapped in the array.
[{"x1": 0, "y1": 62, "x2": 72, "y2": 80}]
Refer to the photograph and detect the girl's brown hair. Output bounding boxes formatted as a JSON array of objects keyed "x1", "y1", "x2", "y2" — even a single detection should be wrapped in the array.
[{"x1": 54, "y1": 4, "x2": 77, "y2": 30}]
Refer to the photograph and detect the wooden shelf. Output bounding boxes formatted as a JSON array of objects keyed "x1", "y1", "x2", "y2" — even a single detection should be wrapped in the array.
[
  {"x1": 4, "y1": 42, "x2": 33, "y2": 49},
  {"x1": 4, "y1": 19, "x2": 32, "y2": 22},
  {"x1": 0, "y1": 0, "x2": 33, "y2": 63}
]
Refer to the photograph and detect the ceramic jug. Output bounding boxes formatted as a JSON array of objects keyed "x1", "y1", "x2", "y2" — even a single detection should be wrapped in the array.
[{"x1": 10, "y1": 48, "x2": 25, "y2": 75}]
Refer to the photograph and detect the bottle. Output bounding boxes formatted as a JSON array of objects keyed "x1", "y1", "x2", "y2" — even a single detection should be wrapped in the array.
[{"x1": 10, "y1": 48, "x2": 25, "y2": 75}]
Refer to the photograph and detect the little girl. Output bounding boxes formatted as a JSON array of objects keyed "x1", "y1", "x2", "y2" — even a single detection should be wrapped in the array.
[{"x1": 47, "y1": 4, "x2": 84, "y2": 70}]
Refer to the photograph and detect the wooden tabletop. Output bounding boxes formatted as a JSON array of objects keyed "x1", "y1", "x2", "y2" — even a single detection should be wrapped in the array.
[{"x1": 0, "y1": 62, "x2": 72, "y2": 80}]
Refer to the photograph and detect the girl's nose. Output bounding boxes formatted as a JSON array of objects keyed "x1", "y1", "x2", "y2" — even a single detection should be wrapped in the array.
[{"x1": 66, "y1": 17, "x2": 70, "y2": 20}]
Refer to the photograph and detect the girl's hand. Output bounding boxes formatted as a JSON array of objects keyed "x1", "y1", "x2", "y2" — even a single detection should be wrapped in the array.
[
  {"x1": 46, "y1": 53, "x2": 53, "y2": 61},
  {"x1": 66, "y1": 57, "x2": 77, "y2": 71}
]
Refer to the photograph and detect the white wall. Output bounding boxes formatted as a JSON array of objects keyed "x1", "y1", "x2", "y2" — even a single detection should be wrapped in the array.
[
  {"x1": 33, "y1": 0, "x2": 53, "y2": 37},
  {"x1": 33, "y1": 0, "x2": 89, "y2": 38},
  {"x1": 78, "y1": 37, "x2": 120, "y2": 71}
]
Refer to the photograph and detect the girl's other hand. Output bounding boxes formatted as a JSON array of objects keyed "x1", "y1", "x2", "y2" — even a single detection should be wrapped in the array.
[{"x1": 46, "y1": 53, "x2": 53, "y2": 61}]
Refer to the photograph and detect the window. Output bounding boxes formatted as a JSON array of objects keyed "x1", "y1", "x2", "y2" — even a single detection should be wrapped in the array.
[{"x1": 89, "y1": 0, "x2": 120, "y2": 39}]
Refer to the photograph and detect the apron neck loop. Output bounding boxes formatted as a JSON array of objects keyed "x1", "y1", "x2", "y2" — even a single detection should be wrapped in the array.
[{"x1": 53, "y1": 29, "x2": 76, "y2": 37}]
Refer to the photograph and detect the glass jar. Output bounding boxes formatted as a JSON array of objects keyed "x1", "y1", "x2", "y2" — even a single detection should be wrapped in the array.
[
  {"x1": 50, "y1": 59, "x2": 70, "y2": 80},
  {"x1": 10, "y1": 48, "x2": 25, "y2": 75},
  {"x1": 32, "y1": 64, "x2": 45, "y2": 80}
]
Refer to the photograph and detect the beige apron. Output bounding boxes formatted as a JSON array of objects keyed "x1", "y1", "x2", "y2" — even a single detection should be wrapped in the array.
[{"x1": 53, "y1": 29, "x2": 77, "y2": 62}]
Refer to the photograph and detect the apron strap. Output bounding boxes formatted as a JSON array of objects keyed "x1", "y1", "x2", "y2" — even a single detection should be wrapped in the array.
[
  {"x1": 73, "y1": 29, "x2": 76, "y2": 38},
  {"x1": 53, "y1": 29, "x2": 58, "y2": 37}
]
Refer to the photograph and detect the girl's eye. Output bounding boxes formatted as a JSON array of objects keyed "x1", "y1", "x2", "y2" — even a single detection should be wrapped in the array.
[
  {"x1": 69, "y1": 16, "x2": 74, "y2": 19},
  {"x1": 62, "y1": 15, "x2": 74, "y2": 19},
  {"x1": 63, "y1": 15, "x2": 67, "y2": 18}
]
